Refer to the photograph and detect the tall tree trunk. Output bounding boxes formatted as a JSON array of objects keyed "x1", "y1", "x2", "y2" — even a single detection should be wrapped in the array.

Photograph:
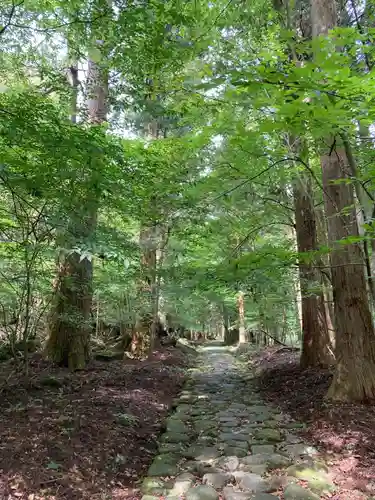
[
  {"x1": 46, "y1": 47, "x2": 107, "y2": 370},
  {"x1": 293, "y1": 171, "x2": 334, "y2": 367},
  {"x1": 312, "y1": 0, "x2": 375, "y2": 401},
  {"x1": 277, "y1": 0, "x2": 334, "y2": 366},
  {"x1": 131, "y1": 224, "x2": 158, "y2": 358},
  {"x1": 237, "y1": 291, "x2": 246, "y2": 344}
]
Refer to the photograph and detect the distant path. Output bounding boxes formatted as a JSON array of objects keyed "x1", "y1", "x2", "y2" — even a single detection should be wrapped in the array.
[{"x1": 141, "y1": 343, "x2": 337, "y2": 500}]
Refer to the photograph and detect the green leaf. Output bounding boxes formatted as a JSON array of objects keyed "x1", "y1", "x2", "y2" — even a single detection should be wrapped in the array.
[
  {"x1": 46, "y1": 461, "x2": 62, "y2": 470},
  {"x1": 88, "y1": 47, "x2": 102, "y2": 63}
]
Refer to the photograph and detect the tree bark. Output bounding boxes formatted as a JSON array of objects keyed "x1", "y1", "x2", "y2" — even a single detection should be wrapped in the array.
[
  {"x1": 312, "y1": 0, "x2": 375, "y2": 401},
  {"x1": 46, "y1": 45, "x2": 108, "y2": 370},
  {"x1": 131, "y1": 225, "x2": 157, "y2": 358},
  {"x1": 237, "y1": 291, "x2": 246, "y2": 344},
  {"x1": 293, "y1": 172, "x2": 334, "y2": 367}
]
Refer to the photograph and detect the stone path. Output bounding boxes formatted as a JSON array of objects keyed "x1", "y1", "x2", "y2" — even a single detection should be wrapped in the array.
[{"x1": 141, "y1": 344, "x2": 334, "y2": 500}]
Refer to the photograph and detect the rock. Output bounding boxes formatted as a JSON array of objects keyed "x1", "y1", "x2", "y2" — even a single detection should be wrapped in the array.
[
  {"x1": 197, "y1": 436, "x2": 217, "y2": 447},
  {"x1": 267, "y1": 474, "x2": 295, "y2": 491},
  {"x1": 223, "y1": 446, "x2": 248, "y2": 458},
  {"x1": 224, "y1": 440, "x2": 249, "y2": 450},
  {"x1": 220, "y1": 433, "x2": 248, "y2": 443},
  {"x1": 195, "y1": 420, "x2": 218, "y2": 432},
  {"x1": 283, "y1": 432, "x2": 303, "y2": 444},
  {"x1": 247, "y1": 413, "x2": 271, "y2": 423},
  {"x1": 284, "y1": 483, "x2": 320, "y2": 499},
  {"x1": 219, "y1": 417, "x2": 239, "y2": 424},
  {"x1": 241, "y1": 464, "x2": 267, "y2": 475},
  {"x1": 251, "y1": 445, "x2": 275, "y2": 455},
  {"x1": 234, "y1": 472, "x2": 269, "y2": 493},
  {"x1": 148, "y1": 455, "x2": 179, "y2": 477},
  {"x1": 186, "y1": 485, "x2": 219, "y2": 500},
  {"x1": 286, "y1": 463, "x2": 334, "y2": 493},
  {"x1": 251, "y1": 495, "x2": 281, "y2": 500},
  {"x1": 180, "y1": 394, "x2": 197, "y2": 404},
  {"x1": 216, "y1": 456, "x2": 240, "y2": 472},
  {"x1": 228, "y1": 403, "x2": 247, "y2": 410},
  {"x1": 166, "y1": 419, "x2": 190, "y2": 434},
  {"x1": 203, "y1": 472, "x2": 233, "y2": 489},
  {"x1": 222, "y1": 486, "x2": 251, "y2": 500},
  {"x1": 253, "y1": 428, "x2": 282, "y2": 442},
  {"x1": 173, "y1": 411, "x2": 191, "y2": 421},
  {"x1": 141, "y1": 496, "x2": 160, "y2": 500},
  {"x1": 185, "y1": 446, "x2": 220, "y2": 462},
  {"x1": 281, "y1": 444, "x2": 318, "y2": 459},
  {"x1": 262, "y1": 420, "x2": 278, "y2": 428},
  {"x1": 266, "y1": 453, "x2": 292, "y2": 469},
  {"x1": 141, "y1": 477, "x2": 169, "y2": 495},
  {"x1": 241, "y1": 455, "x2": 269, "y2": 466},
  {"x1": 161, "y1": 432, "x2": 191, "y2": 443},
  {"x1": 246, "y1": 406, "x2": 271, "y2": 414},
  {"x1": 169, "y1": 473, "x2": 195, "y2": 496},
  {"x1": 159, "y1": 443, "x2": 187, "y2": 454}
]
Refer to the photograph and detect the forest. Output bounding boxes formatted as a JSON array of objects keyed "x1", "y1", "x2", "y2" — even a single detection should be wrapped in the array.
[{"x1": 1, "y1": 0, "x2": 375, "y2": 498}]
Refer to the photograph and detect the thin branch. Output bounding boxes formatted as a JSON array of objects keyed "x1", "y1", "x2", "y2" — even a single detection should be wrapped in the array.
[{"x1": 0, "y1": 0, "x2": 24, "y2": 35}]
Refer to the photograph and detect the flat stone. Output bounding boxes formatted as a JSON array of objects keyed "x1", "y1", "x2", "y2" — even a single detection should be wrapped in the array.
[
  {"x1": 286, "y1": 463, "x2": 334, "y2": 493},
  {"x1": 219, "y1": 413, "x2": 237, "y2": 420},
  {"x1": 159, "y1": 443, "x2": 187, "y2": 454},
  {"x1": 203, "y1": 472, "x2": 234, "y2": 489},
  {"x1": 223, "y1": 446, "x2": 248, "y2": 457},
  {"x1": 267, "y1": 475, "x2": 295, "y2": 491},
  {"x1": 220, "y1": 433, "x2": 248, "y2": 442},
  {"x1": 179, "y1": 394, "x2": 197, "y2": 403},
  {"x1": 266, "y1": 453, "x2": 292, "y2": 469},
  {"x1": 281, "y1": 444, "x2": 319, "y2": 459},
  {"x1": 166, "y1": 420, "x2": 190, "y2": 434},
  {"x1": 141, "y1": 477, "x2": 169, "y2": 495},
  {"x1": 185, "y1": 446, "x2": 220, "y2": 462},
  {"x1": 169, "y1": 473, "x2": 195, "y2": 496},
  {"x1": 229, "y1": 403, "x2": 247, "y2": 410},
  {"x1": 234, "y1": 411, "x2": 252, "y2": 418},
  {"x1": 251, "y1": 445, "x2": 274, "y2": 455},
  {"x1": 195, "y1": 420, "x2": 218, "y2": 432},
  {"x1": 284, "y1": 483, "x2": 320, "y2": 499},
  {"x1": 241, "y1": 454, "x2": 270, "y2": 466},
  {"x1": 284, "y1": 433, "x2": 303, "y2": 444},
  {"x1": 197, "y1": 436, "x2": 217, "y2": 446},
  {"x1": 241, "y1": 464, "x2": 267, "y2": 475},
  {"x1": 173, "y1": 411, "x2": 191, "y2": 421},
  {"x1": 221, "y1": 426, "x2": 239, "y2": 433},
  {"x1": 253, "y1": 428, "x2": 282, "y2": 442},
  {"x1": 251, "y1": 495, "x2": 280, "y2": 500},
  {"x1": 222, "y1": 486, "x2": 251, "y2": 500},
  {"x1": 161, "y1": 432, "x2": 191, "y2": 443},
  {"x1": 246, "y1": 413, "x2": 271, "y2": 423},
  {"x1": 246, "y1": 406, "x2": 271, "y2": 414},
  {"x1": 224, "y1": 440, "x2": 248, "y2": 450},
  {"x1": 234, "y1": 471, "x2": 269, "y2": 493},
  {"x1": 216, "y1": 456, "x2": 240, "y2": 472},
  {"x1": 261, "y1": 420, "x2": 278, "y2": 428},
  {"x1": 186, "y1": 485, "x2": 219, "y2": 500},
  {"x1": 148, "y1": 458, "x2": 179, "y2": 477}
]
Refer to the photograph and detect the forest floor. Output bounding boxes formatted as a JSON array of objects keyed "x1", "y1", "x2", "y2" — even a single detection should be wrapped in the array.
[
  {"x1": 251, "y1": 346, "x2": 375, "y2": 499},
  {"x1": 0, "y1": 345, "x2": 190, "y2": 500}
]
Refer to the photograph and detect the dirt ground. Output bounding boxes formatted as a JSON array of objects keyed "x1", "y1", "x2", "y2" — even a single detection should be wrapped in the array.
[
  {"x1": 0, "y1": 347, "x2": 189, "y2": 500},
  {"x1": 251, "y1": 347, "x2": 375, "y2": 500}
]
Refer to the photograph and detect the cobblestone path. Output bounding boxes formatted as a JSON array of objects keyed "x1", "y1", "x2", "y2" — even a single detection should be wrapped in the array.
[{"x1": 141, "y1": 343, "x2": 334, "y2": 500}]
